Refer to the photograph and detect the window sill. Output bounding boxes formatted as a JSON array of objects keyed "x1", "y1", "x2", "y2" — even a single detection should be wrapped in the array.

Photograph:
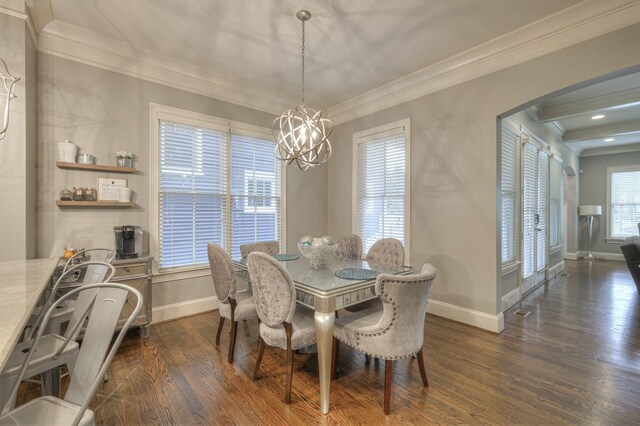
[
  {"x1": 152, "y1": 265, "x2": 211, "y2": 284},
  {"x1": 605, "y1": 238, "x2": 626, "y2": 244}
]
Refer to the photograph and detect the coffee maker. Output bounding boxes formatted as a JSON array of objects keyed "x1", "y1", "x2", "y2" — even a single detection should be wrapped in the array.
[{"x1": 114, "y1": 225, "x2": 143, "y2": 259}]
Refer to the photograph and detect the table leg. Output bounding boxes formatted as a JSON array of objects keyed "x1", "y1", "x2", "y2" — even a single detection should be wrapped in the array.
[{"x1": 315, "y1": 311, "x2": 335, "y2": 414}]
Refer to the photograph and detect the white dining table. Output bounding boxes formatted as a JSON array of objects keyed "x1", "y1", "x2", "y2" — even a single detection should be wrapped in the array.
[
  {"x1": 233, "y1": 254, "x2": 412, "y2": 414},
  {"x1": 0, "y1": 258, "x2": 58, "y2": 372}
]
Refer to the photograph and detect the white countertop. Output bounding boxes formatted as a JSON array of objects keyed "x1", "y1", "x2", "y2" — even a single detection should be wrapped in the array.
[{"x1": 0, "y1": 257, "x2": 58, "y2": 372}]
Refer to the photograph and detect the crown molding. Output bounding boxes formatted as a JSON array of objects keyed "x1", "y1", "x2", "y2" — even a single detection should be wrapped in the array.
[
  {"x1": 328, "y1": 0, "x2": 640, "y2": 125},
  {"x1": 0, "y1": 5, "x2": 26, "y2": 20},
  {"x1": 563, "y1": 119, "x2": 640, "y2": 142},
  {"x1": 538, "y1": 87, "x2": 640, "y2": 122},
  {"x1": 579, "y1": 141, "x2": 640, "y2": 156},
  {"x1": 0, "y1": 3, "x2": 39, "y2": 49},
  {"x1": 37, "y1": 21, "x2": 292, "y2": 116}
]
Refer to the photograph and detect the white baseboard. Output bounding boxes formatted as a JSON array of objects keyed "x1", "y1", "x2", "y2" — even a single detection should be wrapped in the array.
[
  {"x1": 566, "y1": 251, "x2": 624, "y2": 261},
  {"x1": 152, "y1": 296, "x2": 219, "y2": 324},
  {"x1": 427, "y1": 299, "x2": 504, "y2": 333},
  {"x1": 548, "y1": 261, "x2": 566, "y2": 279},
  {"x1": 502, "y1": 287, "x2": 521, "y2": 312},
  {"x1": 564, "y1": 252, "x2": 579, "y2": 260}
]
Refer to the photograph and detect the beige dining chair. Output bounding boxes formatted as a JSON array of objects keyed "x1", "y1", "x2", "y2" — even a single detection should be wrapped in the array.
[
  {"x1": 239, "y1": 241, "x2": 280, "y2": 258},
  {"x1": 0, "y1": 283, "x2": 142, "y2": 426},
  {"x1": 366, "y1": 238, "x2": 405, "y2": 267},
  {"x1": 208, "y1": 243, "x2": 258, "y2": 363},
  {"x1": 247, "y1": 252, "x2": 317, "y2": 404},
  {"x1": 331, "y1": 263, "x2": 437, "y2": 415},
  {"x1": 344, "y1": 238, "x2": 405, "y2": 314},
  {"x1": 335, "y1": 234, "x2": 362, "y2": 260}
]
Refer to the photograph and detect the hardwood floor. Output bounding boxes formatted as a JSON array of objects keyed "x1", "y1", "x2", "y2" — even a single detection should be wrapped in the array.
[{"x1": 17, "y1": 259, "x2": 640, "y2": 424}]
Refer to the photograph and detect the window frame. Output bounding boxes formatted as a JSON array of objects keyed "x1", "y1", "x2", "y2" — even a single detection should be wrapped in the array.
[
  {"x1": 351, "y1": 118, "x2": 411, "y2": 262},
  {"x1": 149, "y1": 103, "x2": 286, "y2": 278},
  {"x1": 606, "y1": 164, "x2": 640, "y2": 242}
]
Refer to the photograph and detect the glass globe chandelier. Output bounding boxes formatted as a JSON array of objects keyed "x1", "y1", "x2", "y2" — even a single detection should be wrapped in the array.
[
  {"x1": 0, "y1": 57, "x2": 20, "y2": 141},
  {"x1": 273, "y1": 10, "x2": 333, "y2": 171}
]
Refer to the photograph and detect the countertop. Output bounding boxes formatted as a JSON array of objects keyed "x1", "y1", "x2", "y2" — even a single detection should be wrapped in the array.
[{"x1": 0, "y1": 257, "x2": 58, "y2": 372}]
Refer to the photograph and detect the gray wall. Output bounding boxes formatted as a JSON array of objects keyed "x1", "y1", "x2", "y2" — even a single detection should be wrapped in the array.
[
  {"x1": 579, "y1": 151, "x2": 640, "y2": 255},
  {"x1": 37, "y1": 53, "x2": 327, "y2": 312},
  {"x1": 327, "y1": 23, "x2": 640, "y2": 323},
  {"x1": 0, "y1": 13, "x2": 37, "y2": 260}
]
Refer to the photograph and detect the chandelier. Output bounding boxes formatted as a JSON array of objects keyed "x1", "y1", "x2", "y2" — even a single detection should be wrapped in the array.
[
  {"x1": 0, "y1": 57, "x2": 20, "y2": 141},
  {"x1": 273, "y1": 10, "x2": 333, "y2": 171}
]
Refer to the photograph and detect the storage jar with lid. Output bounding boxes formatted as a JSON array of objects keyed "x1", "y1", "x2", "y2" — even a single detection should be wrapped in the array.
[{"x1": 72, "y1": 187, "x2": 85, "y2": 201}]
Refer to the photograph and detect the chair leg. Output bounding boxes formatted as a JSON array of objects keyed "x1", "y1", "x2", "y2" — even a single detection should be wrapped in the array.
[
  {"x1": 417, "y1": 348, "x2": 429, "y2": 387},
  {"x1": 254, "y1": 338, "x2": 266, "y2": 380},
  {"x1": 384, "y1": 360, "x2": 393, "y2": 415},
  {"x1": 228, "y1": 321, "x2": 238, "y2": 364},
  {"x1": 284, "y1": 322, "x2": 293, "y2": 404},
  {"x1": 365, "y1": 354, "x2": 370, "y2": 364},
  {"x1": 215, "y1": 317, "x2": 225, "y2": 345},
  {"x1": 331, "y1": 337, "x2": 338, "y2": 381}
]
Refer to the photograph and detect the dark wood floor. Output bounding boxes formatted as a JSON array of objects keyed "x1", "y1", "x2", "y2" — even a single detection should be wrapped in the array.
[{"x1": 18, "y1": 259, "x2": 640, "y2": 424}]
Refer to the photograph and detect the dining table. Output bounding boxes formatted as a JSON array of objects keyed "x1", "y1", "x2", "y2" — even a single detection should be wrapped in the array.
[
  {"x1": 0, "y1": 258, "x2": 59, "y2": 373},
  {"x1": 233, "y1": 253, "x2": 412, "y2": 414}
]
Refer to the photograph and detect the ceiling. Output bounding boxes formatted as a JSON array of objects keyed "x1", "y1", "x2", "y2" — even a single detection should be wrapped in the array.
[
  {"x1": 39, "y1": 0, "x2": 582, "y2": 108},
  {"x1": 537, "y1": 71, "x2": 640, "y2": 155}
]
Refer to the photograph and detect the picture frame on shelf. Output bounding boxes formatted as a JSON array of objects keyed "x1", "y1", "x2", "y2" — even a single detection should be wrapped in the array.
[{"x1": 98, "y1": 177, "x2": 127, "y2": 201}]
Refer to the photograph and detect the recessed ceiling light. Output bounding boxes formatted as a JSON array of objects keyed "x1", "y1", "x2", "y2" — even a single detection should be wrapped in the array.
[
  {"x1": 591, "y1": 114, "x2": 605, "y2": 120},
  {"x1": 604, "y1": 138, "x2": 615, "y2": 142}
]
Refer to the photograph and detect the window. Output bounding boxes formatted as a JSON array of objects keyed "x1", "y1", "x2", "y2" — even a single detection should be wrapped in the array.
[
  {"x1": 607, "y1": 166, "x2": 640, "y2": 240},
  {"x1": 549, "y1": 157, "x2": 562, "y2": 248},
  {"x1": 500, "y1": 123, "x2": 519, "y2": 265},
  {"x1": 352, "y1": 118, "x2": 410, "y2": 258},
  {"x1": 150, "y1": 104, "x2": 284, "y2": 272}
]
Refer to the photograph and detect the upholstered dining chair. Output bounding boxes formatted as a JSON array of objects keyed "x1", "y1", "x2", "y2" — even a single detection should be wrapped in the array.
[
  {"x1": 366, "y1": 238, "x2": 405, "y2": 267},
  {"x1": 239, "y1": 241, "x2": 280, "y2": 258},
  {"x1": 207, "y1": 243, "x2": 258, "y2": 364},
  {"x1": 345, "y1": 238, "x2": 406, "y2": 314},
  {"x1": 331, "y1": 263, "x2": 437, "y2": 415},
  {"x1": 335, "y1": 234, "x2": 363, "y2": 260},
  {"x1": 247, "y1": 252, "x2": 317, "y2": 404}
]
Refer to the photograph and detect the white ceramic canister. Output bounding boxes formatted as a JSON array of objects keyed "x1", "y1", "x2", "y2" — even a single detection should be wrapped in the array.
[
  {"x1": 118, "y1": 187, "x2": 132, "y2": 202},
  {"x1": 57, "y1": 140, "x2": 78, "y2": 163}
]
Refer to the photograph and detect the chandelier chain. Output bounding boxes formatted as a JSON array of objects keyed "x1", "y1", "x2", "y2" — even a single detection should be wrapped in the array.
[{"x1": 301, "y1": 19, "x2": 305, "y2": 105}]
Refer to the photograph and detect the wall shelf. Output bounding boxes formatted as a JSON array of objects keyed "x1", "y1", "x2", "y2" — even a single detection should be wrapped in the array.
[
  {"x1": 56, "y1": 161, "x2": 137, "y2": 174},
  {"x1": 56, "y1": 201, "x2": 135, "y2": 208}
]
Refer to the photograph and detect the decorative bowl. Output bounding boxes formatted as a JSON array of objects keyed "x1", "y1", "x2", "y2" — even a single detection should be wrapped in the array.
[{"x1": 297, "y1": 236, "x2": 337, "y2": 268}]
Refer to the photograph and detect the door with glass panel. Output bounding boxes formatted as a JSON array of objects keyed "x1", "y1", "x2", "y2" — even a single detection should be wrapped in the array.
[{"x1": 521, "y1": 140, "x2": 549, "y2": 294}]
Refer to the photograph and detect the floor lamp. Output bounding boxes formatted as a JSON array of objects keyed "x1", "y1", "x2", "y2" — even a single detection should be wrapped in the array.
[{"x1": 578, "y1": 205, "x2": 602, "y2": 260}]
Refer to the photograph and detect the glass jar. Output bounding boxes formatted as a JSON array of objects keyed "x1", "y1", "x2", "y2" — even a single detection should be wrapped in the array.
[
  {"x1": 72, "y1": 187, "x2": 85, "y2": 201},
  {"x1": 84, "y1": 187, "x2": 97, "y2": 201},
  {"x1": 59, "y1": 188, "x2": 73, "y2": 201}
]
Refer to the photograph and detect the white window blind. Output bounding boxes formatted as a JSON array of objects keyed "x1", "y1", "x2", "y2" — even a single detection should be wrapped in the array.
[
  {"x1": 521, "y1": 141, "x2": 538, "y2": 278},
  {"x1": 549, "y1": 157, "x2": 562, "y2": 247},
  {"x1": 159, "y1": 121, "x2": 227, "y2": 269},
  {"x1": 356, "y1": 131, "x2": 407, "y2": 255},
  {"x1": 501, "y1": 124, "x2": 519, "y2": 264},
  {"x1": 158, "y1": 119, "x2": 282, "y2": 270},
  {"x1": 609, "y1": 168, "x2": 640, "y2": 239},
  {"x1": 536, "y1": 150, "x2": 549, "y2": 272},
  {"x1": 230, "y1": 133, "x2": 282, "y2": 259}
]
